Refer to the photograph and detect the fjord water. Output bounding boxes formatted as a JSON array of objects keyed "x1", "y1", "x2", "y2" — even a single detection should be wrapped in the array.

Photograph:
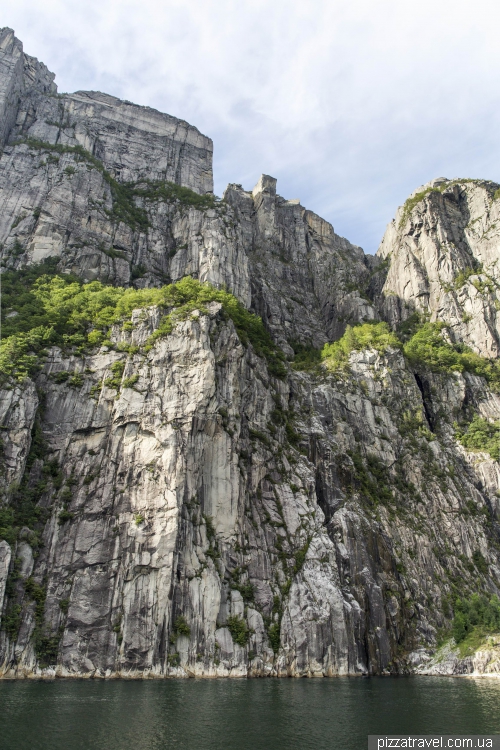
[{"x1": 1, "y1": 677, "x2": 500, "y2": 750}]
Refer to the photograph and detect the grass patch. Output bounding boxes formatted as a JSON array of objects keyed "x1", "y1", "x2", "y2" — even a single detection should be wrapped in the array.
[
  {"x1": 11, "y1": 213, "x2": 27, "y2": 230},
  {"x1": 317, "y1": 317, "x2": 500, "y2": 392},
  {"x1": 399, "y1": 186, "x2": 443, "y2": 228},
  {"x1": 122, "y1": 374, "x2": 139, "y2": 389}
]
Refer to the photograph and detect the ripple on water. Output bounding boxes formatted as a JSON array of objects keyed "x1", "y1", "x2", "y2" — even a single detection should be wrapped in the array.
[{"x1": 1, "y1": 677, "x2": 500, "y2": 750}]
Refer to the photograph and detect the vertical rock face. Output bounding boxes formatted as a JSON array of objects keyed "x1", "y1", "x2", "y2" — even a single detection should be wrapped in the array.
[
  {"x1": 0, "y1": 28, "x2": 24, "y2": 151},
  {"x1": 0, "y1": 27, "x2": 56, "y2": 150},
  {"x1": 225, "y1": 177, "x2": 376, "y2": 353},
  {"x1": 378, "y1": 177, "x2": 500, "y2": 356},
  {"x1": 1, "y1": 29, "x2": 500, "y2": 678}
]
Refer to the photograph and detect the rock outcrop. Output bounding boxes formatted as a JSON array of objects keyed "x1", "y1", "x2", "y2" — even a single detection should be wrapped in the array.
[
  {"x1": 378, "y1": 177, "x2": 500, "y2": 357},
  {"x1": 1, "y1": 28, "x2": 500, "y2": 678}
]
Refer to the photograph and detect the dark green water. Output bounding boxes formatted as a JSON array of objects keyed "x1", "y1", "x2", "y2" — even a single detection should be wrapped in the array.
[{"x1": 1, "y1": 677, "x2": 499, "y2": 750}]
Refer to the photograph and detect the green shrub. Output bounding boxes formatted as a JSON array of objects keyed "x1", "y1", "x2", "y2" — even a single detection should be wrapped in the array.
[
  {"x1": 24, "y1": 577, "x2": 61, "y2": 665},
  {"x1": 227, "y1": 615, "x2": 250, "y2": 646},
  {"x1": 68, "y1": 372, "x2": 83, "y2": 387},
  {"x1": 131, "y1": 264, "x2": 147, "y2": 280},
  {"x1": 0, "y1": 507, "x2": 16, "y2": 546},
  {"x1": 122, "y1": 374, "x2": 139, "y2": 389},
  {"x1": 1, "y1": 266, "x2": 285, "y2": 383},
  {"x1": 0, "y1": 416, "x2": 53, "y2": 545},
  {"x1": 58, "y1": 509, "x2": 74, "y2": 524},
  {"x1": 455, "y1": 416, "x2": 500, "y2": 460},
  {"x1": 24, "y1": 577, "x2": 46, "y2": 609},
  {"x1": 234, "y1": 581, "x2": 254, "y2": 603},
  {"x1": 3, "y1": 604, "x2": 22, "y2": 639},
  {"x1": 290, "y1": 341, "x2": 322, "y2": 372},
  {"x1": 204, "y1": 515, "x2": 216, "y2": 542},
  {"x1": 174, "y1": 616, "x2": 191, "y2": 638},
  {"x1": 404, "y1": 322, "x2": 500, "y2": 389},
  {"x1": 9, "y1": 239, "x2": 25, "y2": 258},
  {"x1": 452, "y1": 595, "x2": 500, "y2": 645},
  {"x1": 33, "y1": 633, "x2": 61, "y2": 666},
  {"x1": 322, "y1": 322, "x2": 401, "y2": 372},
  {"x1": 472, "y1": 550, "x2": 489, "y2": 574},
  {"x1": 347, "y1": 450, "x2": 394, "y2": 508},
  {"x1": 293, "y1": 539, "x2": 310, "y2": 574},
  {"x1": 453, "y1": 266, "x2": 482, "y2": 289},
  {"x1": 249, "y1": 428, "x2": 271, "y2": 447},
  {"x1": 267, "y1": 622, "x2": 280, "y2": 653},
  {"x1": 404, "y1": 322, "x2": 459, "y2": 371},
  {"x1": 104, "y1": 361, "x2": 125, "y2": 391},
  {"x1": 285, "y1": 422, "x2": 301, "y2": 447}
]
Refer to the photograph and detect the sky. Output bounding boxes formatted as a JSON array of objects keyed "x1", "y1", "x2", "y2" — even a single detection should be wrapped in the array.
[{"x1": 3, "y1": 0, "x2": 500, "y2": 253}]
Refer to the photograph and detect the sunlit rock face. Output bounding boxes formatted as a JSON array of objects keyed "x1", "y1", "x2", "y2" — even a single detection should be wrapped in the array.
[
  {"x1": 378, "y1": 177, "x2": 500, "y2": 357},
  {"x1": 1, "y1": 28, "x2": 500, "y2": 679}
]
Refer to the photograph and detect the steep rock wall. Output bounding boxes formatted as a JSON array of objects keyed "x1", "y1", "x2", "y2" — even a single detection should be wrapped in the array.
[
  {"x1": 1, "y1": 29, "x2": 500, "y2": 678},
  {"x1": 378, "y1": 177, "x2": 500, "y2": 356}
]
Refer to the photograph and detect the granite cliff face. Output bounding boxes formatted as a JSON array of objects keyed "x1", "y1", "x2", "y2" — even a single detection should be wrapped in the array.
[
  {"x1": 378, "y1": 176, "x2": 500, "y2": 357},
  {"x1": 1, "y1": 28, "x2": 500, "y2": 678}
]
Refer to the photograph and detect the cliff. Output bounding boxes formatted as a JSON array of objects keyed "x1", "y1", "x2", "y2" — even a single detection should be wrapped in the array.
[{"x1": 1, "y1": 28, "x2": 500, "y2": 678}]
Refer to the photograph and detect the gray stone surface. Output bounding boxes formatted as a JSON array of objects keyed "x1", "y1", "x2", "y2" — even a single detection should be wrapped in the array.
[
  {"x1": 378, "y1": 177, "x2": 500, "y2": 356},
  {"x1": 0, "y1": 541, "x2": 11, "y2": 624},
  {"x1": 1, "y1": 29, "x2": 500, "y2": 678}
]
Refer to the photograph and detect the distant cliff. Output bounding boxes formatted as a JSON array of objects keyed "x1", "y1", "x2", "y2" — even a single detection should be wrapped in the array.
[{"x1": 1, "y1": 27, "x2": 500, "y2": 678}]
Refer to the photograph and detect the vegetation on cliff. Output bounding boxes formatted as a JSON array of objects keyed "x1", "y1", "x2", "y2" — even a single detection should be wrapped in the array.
[
  {"x1": 0, "y1": 262, "x2": 285, "y2": 383},
  {"x1": 321, "y1": 318, "x2": 500, "y2": 392},
  {"x1": 455, "y1": 416, "x2": 500, "y2": 461},
  {"x1": 452, "y1": 595, "x2": 500, "y2": 653},
  {"x1": 321, "y1": 322, "x2": 401, "y2": 371},
  {"x1": 18, "y1": 138, "x2": 217, "y2": 230},
  {"x1": 403, "y1": 321, "x2": 500, "y2": 388}
]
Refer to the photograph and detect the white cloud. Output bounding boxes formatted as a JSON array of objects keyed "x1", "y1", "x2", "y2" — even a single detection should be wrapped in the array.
[{"x1": 3, "y1": 0, "x2": 500, "y2": 251}]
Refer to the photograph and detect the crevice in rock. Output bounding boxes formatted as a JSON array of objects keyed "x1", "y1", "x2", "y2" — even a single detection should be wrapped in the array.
[{"x1": 414, "y1": 373, "x2": 435, "y2": 431}]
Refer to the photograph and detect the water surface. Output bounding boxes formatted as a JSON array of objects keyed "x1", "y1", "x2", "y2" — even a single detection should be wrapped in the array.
[{"x1": 1, "y1": 676, "x2": 500, "y2": 750}]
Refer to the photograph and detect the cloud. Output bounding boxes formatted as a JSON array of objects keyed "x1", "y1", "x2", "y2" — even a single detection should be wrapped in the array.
[{"x1": 4, "y1": 0, "x2": 500, "y2": 252}]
